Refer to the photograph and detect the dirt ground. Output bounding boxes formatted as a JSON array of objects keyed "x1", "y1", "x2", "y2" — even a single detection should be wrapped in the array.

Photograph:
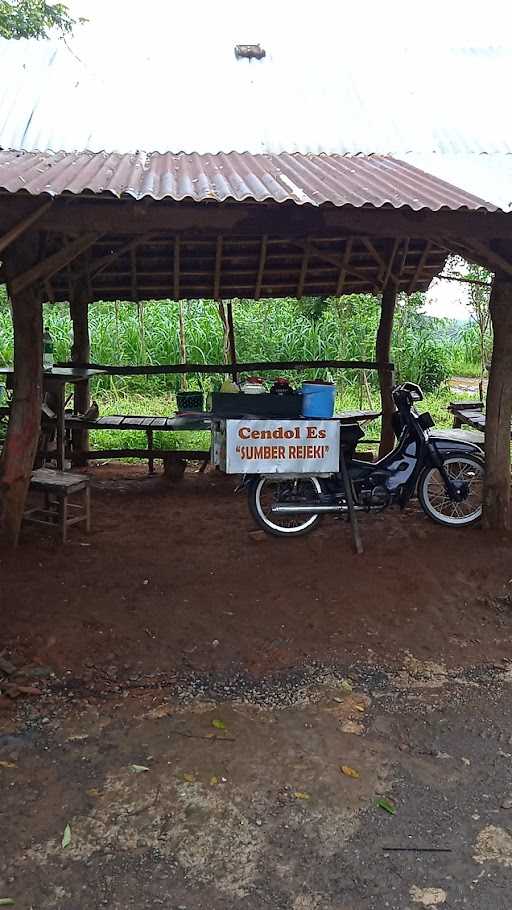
[
  {"x1": 1, "y1": 465, "x2": 512, "y2": 677},
  {"x1": 2, "y1": 466, "x2": 512, "y2": 909}
]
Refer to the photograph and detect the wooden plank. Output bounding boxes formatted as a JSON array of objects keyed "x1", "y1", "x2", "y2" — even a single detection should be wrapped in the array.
[
  {"x1": 59, "y1": 358, "x2": 394, "y2": 375},
  {"x1": 11, "y1": 232, "x2": 99, "y2": 296},
  {"x1": 141, "y1": 416, "x2": 156, "y2": 427},
  {"x1": 150, "y1": 417, "x2": 167, "y2": 428},
  {"x1": 2, "y1": 195, "x2": 511, "y2": 244}
]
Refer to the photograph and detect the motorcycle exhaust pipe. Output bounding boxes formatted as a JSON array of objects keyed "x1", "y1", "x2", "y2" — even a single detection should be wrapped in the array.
[{"x1": 271, "y1": 503, "x2": 344, "y2": 515}]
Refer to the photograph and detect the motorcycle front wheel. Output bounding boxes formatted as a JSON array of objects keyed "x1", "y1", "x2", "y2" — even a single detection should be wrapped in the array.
[
  {"x1": 418, "y1": 454, "x2": 484, "y2": 527},
  {"x1": 248, "y1": 476, "x2": 324, "y2": 537}
]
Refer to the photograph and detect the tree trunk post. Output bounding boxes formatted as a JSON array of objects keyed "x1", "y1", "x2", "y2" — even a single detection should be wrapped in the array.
[
  {"x1": 482, "y1": 276, "x2": 512, "y2": 530},
  {"x1": 0, "y1": 235, "x2": 43, "y2": 546},
  {"x1": 70, "y1": 285, "x2": 91, "y2": 464},
  {"x1": 376, "y1": 282, "x2": 397, "y2": 457}
]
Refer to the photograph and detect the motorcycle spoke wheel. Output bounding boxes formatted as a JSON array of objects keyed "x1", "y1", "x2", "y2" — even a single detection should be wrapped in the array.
[
  {"x1": 420, "y1": 456, "x2": 484, "y2": 526},
  {"x1": 251, "y1": 476, "x2": 323, "y2": 537}
]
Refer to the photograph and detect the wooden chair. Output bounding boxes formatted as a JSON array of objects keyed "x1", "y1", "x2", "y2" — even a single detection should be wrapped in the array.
[{"x1": 24, "y1": 468, "x2": 91, "y2": 543}]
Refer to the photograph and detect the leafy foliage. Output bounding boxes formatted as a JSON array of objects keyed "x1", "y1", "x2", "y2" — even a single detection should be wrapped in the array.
[{"x1": 0, "y1": 0, "x2": 81, "y2": 39}]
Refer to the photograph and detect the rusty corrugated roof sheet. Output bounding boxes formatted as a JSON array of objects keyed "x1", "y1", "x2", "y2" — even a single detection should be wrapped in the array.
[{"x1": 0, "y1": 150, "x2": 497, "y2": 211}]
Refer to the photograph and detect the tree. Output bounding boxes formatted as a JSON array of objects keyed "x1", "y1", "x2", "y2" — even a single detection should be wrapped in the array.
[{"x1": 0, "y1": 0, "x2": 81, "y2": 40}]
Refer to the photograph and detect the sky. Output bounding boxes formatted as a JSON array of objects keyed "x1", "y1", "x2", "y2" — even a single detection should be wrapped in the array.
[{"x1": 60, "y1": 0, "x2": 504, "y2": 319}]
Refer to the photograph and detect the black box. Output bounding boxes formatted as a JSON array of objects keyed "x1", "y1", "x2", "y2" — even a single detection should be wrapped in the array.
[{"x1": 211, "y1": 392, "x2": 302, "y2": 419}]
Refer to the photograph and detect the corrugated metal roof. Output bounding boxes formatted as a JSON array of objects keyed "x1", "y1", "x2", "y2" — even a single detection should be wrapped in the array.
[
  {"x1": 1, "y1": 38, "x2": 511, "y2": 157},
  {"x1": 0, "y1": 149, "x2": 497, "y2": 211}
]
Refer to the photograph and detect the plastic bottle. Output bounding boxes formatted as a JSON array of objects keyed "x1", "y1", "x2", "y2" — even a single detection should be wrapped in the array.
[{"x1": 43, "y1": 328, "x2": 54, "y2": 371}]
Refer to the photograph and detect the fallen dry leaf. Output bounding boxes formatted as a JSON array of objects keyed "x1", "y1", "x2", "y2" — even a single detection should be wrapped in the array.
[
  {"x1": 0, "y1": 761, "x2": 16, "y2": 769},
  {"x1": 61, "y1": 824, "x2": 71, "y2": 849},
  {"x1": 340, "y1": 765, "x2": 360, "y2": 779},
  {"x1": 210, "y1": 775, "x2": 219, "y2": 785},
  {"x1": 182, "y1": 772, "x2": 195, "y2": 783},
  {"x1": 340, "y1": 720, "x2": 364, "y2": 735},
  {"x1": 129, "y1": 764, "x2": 151, "y2": 774},
  {"x1": 212, "y1": 719, "x2": 226, "y2": 730},
  {"x1": 293, "y1": 791, "x2": 310, "y2": 800},
  {"x1": 86, "y1": 788, "x2": 100, "y2": 798},
  {"x1": 410, "y1": 885, "x2": 447, "y2": 906},
  {"x1": 339, "y1": 679, "x2": 353, "y2": 693}
]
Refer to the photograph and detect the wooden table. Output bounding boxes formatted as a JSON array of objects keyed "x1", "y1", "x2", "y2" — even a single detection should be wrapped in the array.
[
  {"x1": 448, "y1": 400, "x2": 512, "y2": 443},
  {"x1": 0, "y1": 366, "x2": 105, "y2": 470}
]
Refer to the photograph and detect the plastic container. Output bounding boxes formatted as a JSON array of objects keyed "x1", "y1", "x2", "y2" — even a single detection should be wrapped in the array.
[
  {"x1": 241, "y1": 377, "x2": 266, "y2": 394},
  {"x1": 301, "y1": 380, "x2": 336, "y2": 418},
  {"x1": 176, "y1": 391, "x2": 204, "y2": 412}
]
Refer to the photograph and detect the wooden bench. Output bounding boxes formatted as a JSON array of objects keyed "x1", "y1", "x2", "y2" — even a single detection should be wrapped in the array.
[
  {"x1": 25, "y1": 468, "x2": 91, "y2": 543},
  {"x1": 64, "y1": 413, "x2": 212, "y2": 473}
]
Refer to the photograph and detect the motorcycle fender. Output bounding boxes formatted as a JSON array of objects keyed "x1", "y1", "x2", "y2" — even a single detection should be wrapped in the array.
[{"x1": 427, "y1": 437, "x2": 484, "y2": 459}]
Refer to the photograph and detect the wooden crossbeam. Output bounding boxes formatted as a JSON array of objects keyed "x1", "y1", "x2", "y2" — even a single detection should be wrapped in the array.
[
  {"x1": 255, "y1": 234, "x2": 268, "y2": 299},
  {"x1": 459, "y1": 238, "x2": 512, "y2": 278},
  {"x1": 297, "y1": 238, "x2": 311, "y2": 298},
  {"x1": 174, "y1": 236, "x2": 181, "y2": 300},
  {"x1": 291, "y1": 239, "x2": 373, "y2": 284},
  {"x1": 407, "y1": 241, "x2": 433, "y2": 293},
  {"x1": 381, "y1": 237, "x2": 401, "y2": 289},
  {"x1": 0, "y1": 200, "x2": 53, "y2": 256},
  {"x1": 214, "y1": 235, "x2": 223, "y2": 300},
  {"x1": 362, "y1": 238, "x2": 386, "y2": 281},
  {"x1": 130, "y1": 247, "x2": 137, "y2": 301},
  {"x1": 335, "y1": 238, "x2": 353, "y2": 295},
  {"x1": 397, "y1": 237, "x2": 410, "y2": 277},
  {"x1": 11, "y1": 232, "x2": 99, "y2": 296},
  {"x1": 76, "y1": 234, "x2": 153, "y2": 283}
]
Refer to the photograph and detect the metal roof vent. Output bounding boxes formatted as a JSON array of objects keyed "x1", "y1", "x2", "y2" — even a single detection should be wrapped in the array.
[{"x1": 234, "y1": 44, "x2": 266, "y2": 61}]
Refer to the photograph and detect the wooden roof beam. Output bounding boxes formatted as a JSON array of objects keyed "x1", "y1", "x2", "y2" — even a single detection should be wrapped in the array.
[
  {"x1": 10, "y1": 232, "x2": 99, "y2": 296},
  {"x1": 174, "y1": 236, "x2": 180, "y2": 301},
  {"x1": 75, "y1": 233, "x2": 155, "y2": 283},
  {"x1": 290, "y1": 238, "x2": 371, "y2": 284},
  {"x1": 254, "y1": 234, "x2": 268, "y2": 299},
  {"x1": 407, "y1": 241, "x2": 433, "y2": 294},
  {"x1": 297, "y1": 238, "x2": 311, "y2": 298},
  {"x1": 0, "y1": 200, "x2": 53, "y2": 256},
  {"x1": 214, "y1": 235, "x2": 223, "y2": 300},
  {"x1": 335, "y1": 238, "x2": 353, "y2": 295}
]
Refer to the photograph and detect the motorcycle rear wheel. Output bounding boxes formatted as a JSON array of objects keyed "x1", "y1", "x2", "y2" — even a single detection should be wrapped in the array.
[
  {"x1": 248, "y1": 476, "x2": 324, "y2": 537},
  {"x1": 418, "y1": 454, "x2": 484, "y2": 527}
]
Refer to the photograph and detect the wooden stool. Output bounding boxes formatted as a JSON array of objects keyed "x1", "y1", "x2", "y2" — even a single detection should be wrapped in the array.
[{"x1": 25, "y1": 468, "x2": 91, "y2": 543}]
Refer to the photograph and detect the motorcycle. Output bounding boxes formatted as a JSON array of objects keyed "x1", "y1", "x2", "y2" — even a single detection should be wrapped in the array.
[{"x1": 246, "y1": 382, "x2": 485, "y2": 537}]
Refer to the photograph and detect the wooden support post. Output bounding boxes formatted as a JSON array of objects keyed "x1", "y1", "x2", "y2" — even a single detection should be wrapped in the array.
[
  {"x1": 0, "y1": 235, "x2": 43, "y2": 546},
  {"x1": 376, "y1": 282, "x2": 397, "y2": 457},
  {"x1": 225, "y1": 301, "x2": 238, "y2": 382},
  {"x1": 70, "y1": 285, "x2": 91, "y2": 465},
  {"x1": 178, "y1": 301, "x2": 188, "y2": 391},
  {"x1": 482, "y1": 276, "x2": 512, "y2": 530}
]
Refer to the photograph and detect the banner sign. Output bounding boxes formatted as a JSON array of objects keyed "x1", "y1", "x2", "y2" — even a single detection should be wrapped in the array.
[{"x1": 224, "y1": 419, "x2": 340, "y2": 474}]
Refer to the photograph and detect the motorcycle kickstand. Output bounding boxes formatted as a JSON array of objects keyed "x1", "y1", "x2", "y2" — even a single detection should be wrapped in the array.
[{"x1": 339, "y1": 450, "x2": 363, "y2": 555}]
